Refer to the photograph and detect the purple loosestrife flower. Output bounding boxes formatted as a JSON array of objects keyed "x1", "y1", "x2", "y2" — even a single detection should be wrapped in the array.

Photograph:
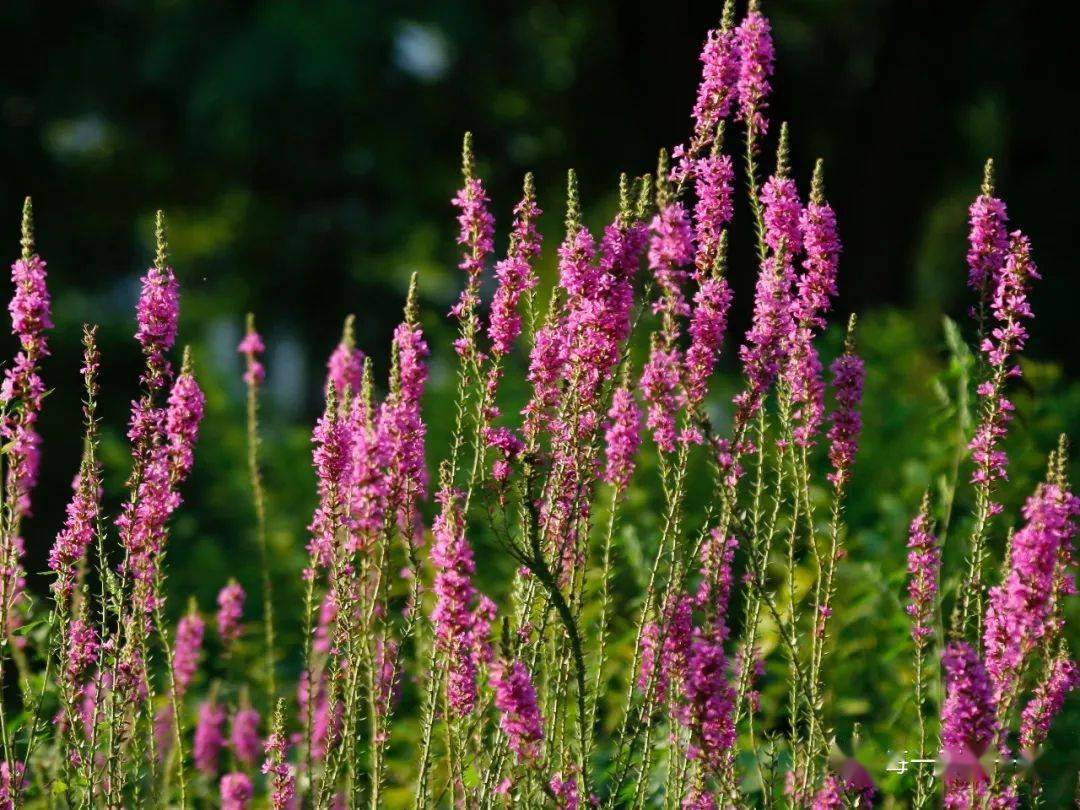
[
  {"x1": 783, "y1": 337, "x2": 824, "y2": 448},
  {"x1": 5, "y1": 226, "x2": 51, "y2": 353},
  {"x1": 692, "y1": 153, "x2": 735, "y2": 278},
  {"x1": 237, "y1": 325, "x2": 266, "y2": 386},
  {"x1": 782, "y1": 168, "x2": 841, "y2": 446},
  {"x1": 795, "y1": 178, "x2": 841, "y2": 328},
  {"x1": 522, "y1": 321, "x2": 568, "y2": 442},
  {"x1": 381, "y1": 299, "x2": 430, "y2": 530},
  {"x1": 563, "y1": 220, "x2": 645, "y2": 404},
  {"x1": 0, "y1": 762, "x2": 25, "y2": 809},
  {"x1": 430, "y1": 493, "x2": 482, "y2": 717},
  {"x1": 734, "y1": 251, "x2": 795, "y2": 424},
  {"x1": 684, "y1": 275, "x2": 733, "y2": 409},
  {"x1": 696, "y1": 530, "x2": 737, "y2": 631},
  {"x1": 220, "y1": 772, "x2": 253, "y2": 810},
  {"x1": 488, "y1": 175, "x2": 542, "y2": 357},
  {"x1": 735, "y1": 169, "x2": 801, "y2": 424},
  {"x1": 489, "y1": 659, "x2": 544, "y2": 762},
  {"x1": 549, "y1": 773, "x2": 580, "y2": 810},
  {"x1": 49, "y1": 467, "x2": 101, "y2": 601},
  {"x1": 557, "y1": 218, "x2": 598, "y2": 304},
  {"x1": 682, "y1": 788, "x2": 718, "y2": 810},
  {"x1": 172, "y1": 609, "x2": 204, "y2": 697},
  {"x1": 298, "y1": 670, "x2": 339, "y2": 760},
  {"x1": 216, "y1": 580, "x2": 245, "y2": 647},
  {"x1": 983, "y1": 482, "x2": 1079, "y2": 701},
  {"x1": 118, "y1": 364, "x2": 205, "y2": 613},
  {"x1": 471, "y1": 594, "x2": 497, "y2": 667},
  {"x1": 164, "y1": 365, "x2": 205, "y2": 480},
  {"x1": 194, "y1": 699, "x2": 226, "y2": 775},
  {"x1": 484, "y1": 426, "x2": 524, "y2": 484},
  {"x1": 134, "y1": 265, "x2": 179, "y2": 389},
  {"x1": 810, "y1": 775, "x2": 844, "y2": 809},
  {"x1": 307, "y1": 394, "x2": 354, "y2": 569},
  {"x1": 685, "y1": 15, "x2": 739, "y2": 148},
  {"x1": 969, "y1": 232, "x2": 1039, "y2": 498},
  {"x1": 760, "y1": 175, "x2": 803, "y2": 256},
  {"x1": 941, "y1": 642, "x2": 998, "y2": 760},
  {"x1": 556, "y1": 215, "x2": 646, "y2": 424},
  {"x1": 230, "y1": 708, "x2": 261, "y2": 766},
  {"x1": 347, "y1": 393, "x2": 391, "y2": 550},
  {"x1": 539, "y1": 213, "x2": 648, "y2": 571},
  {"x1": 326, "y1": 335, "x2": 363, "y2": 400},
  {"x1": 638, "y1": 593, "x2": 693, "y2": 703},
  {"x1": 641, "y1": 343, "x2": 683, "y2": 454},
  {"x1": 603, "y1": 386, "x2": 642, "y2": 491},
  {"x1": 734, "y1": 8, "x2": 775, "y2": 136},
  {"x1": 64, "y1": 618, "x2": 98, "y2": 684},
  {"x1": 810, "y1": 774, "x2": 875, "y2": 810},
  {"x1": 262, "y1": 712, "x2": 296, "y2": 810},
  {"x1": 450, "y1": 135, "x2": 496, "y2": 357},
  {"x1": 905, "y1": 500, "x2": 940, "y2": 646},
  {"x1": 648, "y1": 203, "x2": 695, "y2": 322},
  {"x1": 682, "y1": 637, "x2": 736, "y2": 770},
  {"x1": 966, "y1": 167, "x2": 1009, "y2": 295},
  {"x1": 825, "y1": 337, "x2": 864, "y2": 487},
  {"x1": 1019, "y1": 656, "x2": 1079, "y2": 755},
  {"x1": 2, "y1": 205, "x2": 51, "y2": 520}
]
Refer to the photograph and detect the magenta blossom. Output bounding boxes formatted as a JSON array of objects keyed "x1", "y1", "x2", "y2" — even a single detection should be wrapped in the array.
[
  {"x1": 648, "y1": 203, "x2": 695, "y2": 322},
  {"x1": 216, "y1": 580, "x2": 245, "y2": 647},
  {"x1": 689, "y1": 25, "x2": 739, "y2": 148},
  {"x1": 194, "y1": 699, "x2": 226, "y2": 775},
  {"x1": 639, "y1": 594, "x2": 693, "y2": 704},
  {"x1": 734, "y1": 9, "x2": 775, "y2": 135},
  {"x1": 966, "y1": 192, "x2": 1009, "y2": 295},
  {"x1": 326, "y1": 331, "x2": 363, "y2": 399},
  {"x1": 220, "y1": 772, "x2": 253, "y2": 810},
  {"x1": 826, "y1": 348, "x2": 864, "y2": 487},
  {"x1": 488, "y1": 178, "x2": 542, "y2": 356},
  {"x1": 681, "y1": 637, "x2": 735, "y2": 770},
  {"x1": 230, "y1": 708, "x2": 261, "y2": 766},
  {"x1": 983, "y1": 482, "x2": 1079, "y2": 701},
  {"x1": 684, "y1": 276, "x2": 733, "y2": 409},
  {"x1": 430, "y1": 494, "x2": 483, "y2": 717},
  {"x1": 905, "y1": 502, "x2": 940, "y2": 645},
  {"x1": 172, "y1": 610, "x2": 204, "y2": 697},
  {"x1": 1019, "y1": 657, "x2": 1079, "y2": 755},
  {"x1": 490, "y1": 659, "x2": 543, "y2": 761},
  {"x1": 941, "y1": 642, "x2": 998, "y2": 760},
  {"x1": 692, "y1": 154, "x2": 735, "y2": 277},
  {"x1": 603, "y1": 386, "x2": 642, "y2": 491},
  {"x1": 237, "y1": 326, "x2": 266, "y2": 386},
  {"x1": 641, "y1": 344, "x2": 683, "y2": 454},
  {"x1": 969, "y1": 231, "x2": 1039, "y2": 497},
  {"x1": 262, "y1": 716, "x2": 296, "y2": 810}
]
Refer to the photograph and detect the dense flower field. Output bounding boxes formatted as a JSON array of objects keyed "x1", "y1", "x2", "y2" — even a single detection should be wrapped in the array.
[{"x1": 0, "y1": 1, "x2": 1075, "y2": 807}]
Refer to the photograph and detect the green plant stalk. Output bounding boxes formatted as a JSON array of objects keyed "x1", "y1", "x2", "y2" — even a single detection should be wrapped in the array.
[
  {"x1": 152, "y1": 597, "x2": 188, "y2": 808},
  {"x1": 587, "y1": 485, "x2": 622, "y2": 745},
  {"x1": 244, "y1": 348, "x2": 277, "y2": 707}
]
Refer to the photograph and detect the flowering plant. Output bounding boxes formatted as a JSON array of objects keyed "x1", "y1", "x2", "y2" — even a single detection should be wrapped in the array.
[{"x1": 0, "y1": 1, "x2": 1074, "y2": 807}]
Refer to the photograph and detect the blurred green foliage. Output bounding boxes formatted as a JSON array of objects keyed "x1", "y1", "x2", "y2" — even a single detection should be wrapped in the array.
[{"x1": 0, "y1": 0, "x2": 1077, "y2": 804}]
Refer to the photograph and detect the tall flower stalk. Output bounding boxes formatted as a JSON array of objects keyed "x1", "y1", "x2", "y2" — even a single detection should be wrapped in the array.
[
  {"x1": 0, "y1": 12, "x2": 1078, "y2": 810},
  {"x1": 239, "y1": 313, "x2": 277, "y2": 705}
]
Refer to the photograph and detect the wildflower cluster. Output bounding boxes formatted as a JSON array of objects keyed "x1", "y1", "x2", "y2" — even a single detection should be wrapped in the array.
[{"x1": 0, "y1": 3, "x2": 1073, "y2": 809}]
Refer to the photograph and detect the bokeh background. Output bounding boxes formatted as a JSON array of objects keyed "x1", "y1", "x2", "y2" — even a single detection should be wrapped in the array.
[{"x1": 1, "y1": 0, "x2": 1077, "y2": 803}]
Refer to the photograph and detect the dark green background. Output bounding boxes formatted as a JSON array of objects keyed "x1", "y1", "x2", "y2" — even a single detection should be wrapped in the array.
[{"x1": 1, "y1": 0, "x2": 1076, "y2": 802}]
